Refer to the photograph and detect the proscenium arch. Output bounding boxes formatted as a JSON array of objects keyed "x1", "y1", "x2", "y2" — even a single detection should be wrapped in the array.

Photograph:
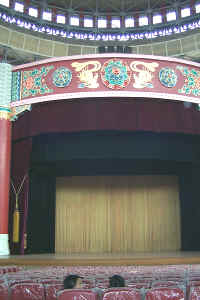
[
  {"x1": 11, "y1": 54, "x2": 200, "y2": 109},
  {"x1": 10, "y1": 54, "x2": 200, "y2": 255}
]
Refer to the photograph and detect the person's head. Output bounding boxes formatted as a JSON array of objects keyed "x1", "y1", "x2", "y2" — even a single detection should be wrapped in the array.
[
  {"x1": 109, "y1": 275, "x2": 125, "y2": 288},
  {"x1": 63, "y1": 275, "x2": 83, "y2": 289}
]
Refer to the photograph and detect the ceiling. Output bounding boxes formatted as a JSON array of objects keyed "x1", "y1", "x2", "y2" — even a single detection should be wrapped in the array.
[
  {"x1": 41, "y1": 0, "x2": 183, "y2": 13},
  {"x1": 0, "y1": 0, "x2": 199, "y2": 65},
  {"x1": 0, "y1": 45, "x2": 44, "y2": 65},
  {"x1": 0, "y1": 30, "x2": 200, "y2": 66}
]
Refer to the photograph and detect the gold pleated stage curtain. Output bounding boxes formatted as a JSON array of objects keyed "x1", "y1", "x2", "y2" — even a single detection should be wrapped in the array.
[{"x1": 55, "y1": 176, "x2": 180, "y2": 254}]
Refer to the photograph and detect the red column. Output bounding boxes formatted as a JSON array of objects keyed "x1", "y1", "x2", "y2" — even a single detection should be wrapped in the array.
[
  {"x1": 161, "y1": 6, "x2": 167, "y2": 23},
  {"x1": 135, "y1": 12, "x2": 139, "y2": 27},
  {"x1": 52, "y1": 8, "x2": 57, "y2": 23},
  {"x1": 93, "y1": 15, "x2": 96, "y2": 27},
  {"x1": 120, "y1": 16, "x2": 124, "y2": 28},
  {"x1": 24, "y1": 0, "x2": 30, "y2": 14},
  {"x1": 107, "y1": 14, "x2": 111, "y2": 28},
  {"x1": 0, "y1": 109, "x2": 11, "y2": 255},
  {"x1": 191, "y1": 0, "x2": 195, "y2": 15},
  {"x1": 79, "y1": 10, "x2": 84, "y2": 27}
]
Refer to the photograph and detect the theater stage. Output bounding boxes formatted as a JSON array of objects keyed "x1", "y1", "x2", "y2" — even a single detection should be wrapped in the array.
[{"x1": 0, "y1": 252, "x2": 200, "y2": 266}]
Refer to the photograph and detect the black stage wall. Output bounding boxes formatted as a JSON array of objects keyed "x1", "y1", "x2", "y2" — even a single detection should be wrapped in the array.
[{"x1": 27, "y1": 131, "x2": 200, "y2": 254}]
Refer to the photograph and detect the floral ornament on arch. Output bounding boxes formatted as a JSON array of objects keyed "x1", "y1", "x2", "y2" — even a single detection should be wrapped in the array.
[
  {"x1": 52, "y1": 67, "x2": 72, "y2": 88},
  {"x1": 101, "y1": 59, "x2": 131, "y2": 89},
  {"x1": 159, "y1": 67, "x2": 178, "y2": 88},
  {"x1": 177, "y1": 65, "x2": 200, "y2": 96},
  {"x1": 21, "y1": 65, "x2": 54, "y2": 98}
]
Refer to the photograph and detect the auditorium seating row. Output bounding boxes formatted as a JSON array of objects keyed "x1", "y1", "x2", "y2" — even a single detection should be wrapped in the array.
[
  {"x1": 1, "y1": 264, "x2": 200, "y2": 300},
  {"x1": 0, "y1": 266, "x2": 22, "y2": 274},
  {"x1": 0, "y1": 284, "x2": 193, "y2": 300}
]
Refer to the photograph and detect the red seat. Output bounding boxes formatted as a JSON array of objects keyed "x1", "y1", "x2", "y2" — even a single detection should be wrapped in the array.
[
  {"x1": 57, "y1": 289, "x2": 98, "y2": 300},
  {"x1": 146, "y1": 287, "x2": 185, "y2": 300},
  {"x1": 188, "y1": 281, "x2": 200, "y2": 294},
  {"x1": 10, "y1": 283, "x2": 45, "y2": 300},
  {"x1": 189, "y1": 286, "x2": 200, "y2": 300},
  {"x1": 103, "y1": 288, "x2": 141, "y2": 300},
  {"x1": 44, "y1": 283, "x2": 63, "y2": 300},
  {"x1": 0, "y1": 283, "x2": 9, "y2": 300}
]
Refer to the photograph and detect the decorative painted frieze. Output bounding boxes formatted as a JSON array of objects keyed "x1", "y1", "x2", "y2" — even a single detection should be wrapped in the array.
[{"x1": 10, "y1": 55, "x2": 200, "y2": 107}]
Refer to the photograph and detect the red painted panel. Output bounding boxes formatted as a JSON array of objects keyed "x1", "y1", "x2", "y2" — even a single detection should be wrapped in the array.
[{"x1": 12, "y1": 98, "x2": 200, "y2": 141}]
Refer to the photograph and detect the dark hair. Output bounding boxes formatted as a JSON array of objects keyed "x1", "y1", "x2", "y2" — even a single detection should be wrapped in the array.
[
  {"x1": 109, "y1": 275, "x2": 125, "y2": 288},
  {"x1": 63, "y1": 274, "x2": 83, "y2": 289}
]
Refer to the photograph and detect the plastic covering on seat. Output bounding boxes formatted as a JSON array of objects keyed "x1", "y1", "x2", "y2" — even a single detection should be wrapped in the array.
[
  {"x1": 40, "y1": 279, "x2": 63, "y2": 284},
  {"x1": 152, "y1": 281, "x2": 182, "y2": 288},
  {"x1": 0, "y1": 266, "x2": 20, "y2": 275},
  {"x1": 10, "y1": 283, "x2": 45, "y2": 300},
  {"x1": 103, "y1": 288, "x2": 141, "y2": 300},
  {"x1": 189, "y1": 278, "x2": 200, "y2": 282},
  {"x1": 95, "y1": 277, "x2": 109, "y2": 289},
  {"x1": 44, "y1": 283, "x2": 63, "y2": 300},
  {"x1": 146, "y1": 287, "x2": 185, "y2": 300},
  {"x1": 82, "y1": 278, "x2": 95, "y2": 289},
  {"x1": 189, "y1": 286, "x2": 200, "y2": 300},
  {"x1": 127, "y1": 282, "x2": 151, "y2": 289},
  {"x1": 9, "y1": 280, "x2": 38, "y2": 287},
  {"x1": 57, "y1": 289, "x2": 98, "y2": 300},
  {"x1": 189, "y1": 281, "x2": 200, "y2": 288},
  {"x1": 0, "y1": 283, "x2": 9, "y2": 300}
]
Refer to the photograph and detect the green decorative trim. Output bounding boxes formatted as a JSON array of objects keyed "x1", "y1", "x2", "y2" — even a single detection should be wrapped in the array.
[
  {"x1": 11, "y1": 71, "x2": 21, "y2": 101},
  {"x1": 0, "y1": 63, "x2": 12, "y2": 105}
]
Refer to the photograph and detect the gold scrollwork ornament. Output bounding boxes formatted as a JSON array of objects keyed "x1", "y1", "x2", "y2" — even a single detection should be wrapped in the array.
[
  {"x1": 71, "y1": 61, "x2": 101, "y2": 88},
  {"x1": 130, "y1": 61, "x2": 159, "y2": 88}
]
